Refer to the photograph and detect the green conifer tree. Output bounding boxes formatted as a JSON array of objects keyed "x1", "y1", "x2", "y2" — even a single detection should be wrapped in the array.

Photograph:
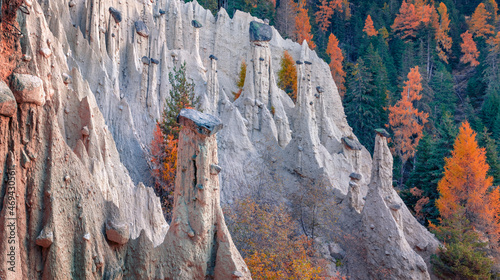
[
  {"x1": 464, "y1": 96, "x2": 485, "y2": 132},
  {"x1": 478, "y1": 128, "x2": 500, "y2": 185},
  {"x1": 160, "y1": 62, "x2": 197, "y2": 139},
  {"x1": 494, "y1": 110, "x2": 500, "y2": 141},
  {"x1": 431, "y1": 212, "x2": 493, "y2": 280},
  {"x1": 364, "y1": 43, "x2": 389, "y2": 118},
  {"x1": 480, "y1": 92, "x2": 500, "y2": 134},
  {"x1": 430, "y1": 62, "x2": 457, "y2": 119},
  {"x1": 344, "y1": 59, "x2": 379, "y2": 152},
  {"x1": 406, "y1": 113, "x2": 457, "y2": 224}
]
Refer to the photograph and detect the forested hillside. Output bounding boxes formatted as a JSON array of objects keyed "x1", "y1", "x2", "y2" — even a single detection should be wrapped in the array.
[
  {"x1": 191, "y1": 0, "x2": 500, "y2": 215},
  {"x1": 188, "y1": 0, "x2": 500, "y2": 277}
]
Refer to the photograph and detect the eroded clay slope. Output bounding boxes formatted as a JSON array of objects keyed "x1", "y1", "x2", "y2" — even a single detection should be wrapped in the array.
[{"x1": 0, "y1": 0, "x2": 441, "y2": 278}]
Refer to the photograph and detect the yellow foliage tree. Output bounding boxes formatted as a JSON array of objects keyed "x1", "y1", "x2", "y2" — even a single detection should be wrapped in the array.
[
  {"x1": 392, "y1": 1, "x2": 420, "y2": 39},
  {"x1": 413, "y1": 0, "x2": 433, "y2": 24},
  {"x1": 233, "y1": 60, "x2": 247, "y2": 100}
]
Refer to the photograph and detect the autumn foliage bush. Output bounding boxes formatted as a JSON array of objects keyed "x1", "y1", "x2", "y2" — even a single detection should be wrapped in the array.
[
  {"x1": 278, "y1": 50, "x2": 298, "y2": 102},
  {"x1": 224, "y1": 197, "x2": 342, "y2": 280},
  {"x1": 151, "y1": 125, "x2": 177, "y2": 219},
  {"x1": 233, "y1": 60, "x2": 247, "y2": 100}
]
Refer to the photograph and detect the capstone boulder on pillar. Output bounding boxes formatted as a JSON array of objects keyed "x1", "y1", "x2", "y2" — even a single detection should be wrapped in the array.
[{"x1": 163, "y1": 109, "x2": 251, "y2": 279}]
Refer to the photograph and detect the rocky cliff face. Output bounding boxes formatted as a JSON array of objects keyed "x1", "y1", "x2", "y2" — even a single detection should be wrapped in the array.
[{"x1": 0, "y1": 0, "x2": 439, "y2": 278}]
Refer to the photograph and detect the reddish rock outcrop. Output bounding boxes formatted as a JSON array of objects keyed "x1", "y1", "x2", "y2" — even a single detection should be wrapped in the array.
[{"x1": 0, "y1": 80, "x2": 17, "y2": 117}]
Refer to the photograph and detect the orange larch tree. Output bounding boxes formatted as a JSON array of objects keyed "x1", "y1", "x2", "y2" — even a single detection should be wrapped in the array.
[
  {"x1": 295, "y1": 0, "x2": 316, "y2": 49},
  {"x1": 314, "y1": 0, "x2": 342, "y2": 32},
  {"x1": 469, "y1": 3, "x2": 495, "y2": 38},
  {"x1": 392, "y1": 0, "x2": 432, "y2": 39},
  {"x1": 363, "y1": 15, "x2": 378, "y2": 37},
  {"x1": 435, "y1": 2, "x2": 452, "y2": 63},
  {"x1": 484, "y1": 0, "x2": 499, "y2": 24},
  {"x1": 388, "y1": 66, "x2": 429, "y2": 176},
  {"x1": 413, "y1": 0, "x2": 433, "y2": 24},
  {"x1": 392, "y1": 1, "x2": 421, "y2": 39},
  {"x1": 460, "y1": 31, "x2": 480, "y2": 67},
  {"x1": 435, "y1": 122, "x2": 500, "y2": 246},
  {"x1": 342, "y1": 0, "x2": 351, "y2": 20},
  {"x1": 326, "y1": 33, "x2": 346, "y2": 95}
]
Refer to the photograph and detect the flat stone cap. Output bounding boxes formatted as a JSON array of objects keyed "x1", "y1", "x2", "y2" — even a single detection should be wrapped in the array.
[
  {"x1": 177, "y1": 109, "x2": 223, "y2": 136},
  {"x1": 141, "y1": 56, "x2": 150, "y2": 65},
  {"x1": 109, "y1": 7, "x2": 122, "y2": 23},
  {"x1": 192, "y1": 20, "x2": 203, "y2": 28},
  {"x1": 349, "y1": 172, "x2": 362, "y2": 181},
  {"x1": 249, "y1": 21, "x2": 272, "y2": 42},
  {"x1": 135, "y1": 21, "x2": 149, "y2": 37},
  {"x1": 375, "y1": 128, "x2": 390, "y2": 138},
  {"x1": 342, "y1": 137, "x2": 363, "y2": 151}
]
